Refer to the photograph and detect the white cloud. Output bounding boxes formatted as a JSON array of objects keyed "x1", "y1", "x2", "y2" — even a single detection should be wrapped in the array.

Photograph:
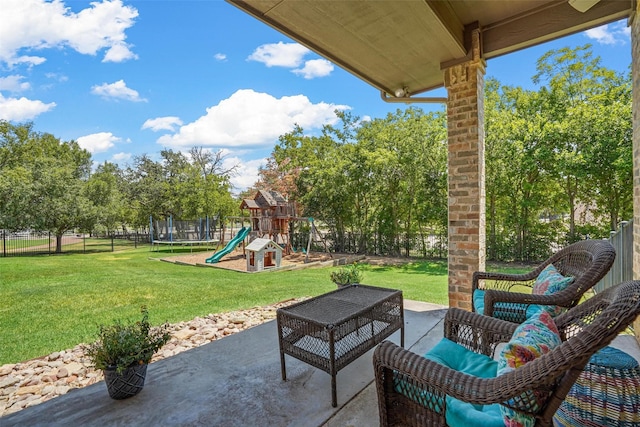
[
  {"x1": 248, "y1": 42, "x2": 310, "y2": 67},
  {"x1": 292, "y1": 59, "x2": 334, "y2": 79},
  {"x1": 45, "y1": 72, "x2": 69, "y2": 83},
  {"x1": 248, "y1": 42, "x2": 333, "y2": 79},
  {"x1": 0, "y1": 0, "x2": 138, "y2": 67},
  {"x1": 0, "y1": 75, "x2": 30, "y2": 92},
  {"x1": 111, "y1": 152, "x2": 132, "y2": 162},
  {"x1": 214, "y1": 53, "x2": 227, "y2": 61},
  {"x1": 142, "y1": 116, "x2": 183, "y2": 132},
  {"x1": 91, "y1": 80, "x2": 146, "y2": 102},
  {"x1": 156, "y1": 89, "x2": 349, "y2": 149},
  {"x1": 224, "y1": 156, "x2": 266, "y2": 194},
  {"x1": 76, "y1": 132, "x2": 121, "y2": 153},
  {"x1": 0, "y1": 93, "x2": 56, "y2": 121},
  {"x1": 12, "y1": 55, "x2": 47, "y2": 67},
  {"x1": 103, "y1": 42, "x2": 139, "y2": 62},
  {"x1": 585, "y1": 22, "x2": 629, "y2": 45}
]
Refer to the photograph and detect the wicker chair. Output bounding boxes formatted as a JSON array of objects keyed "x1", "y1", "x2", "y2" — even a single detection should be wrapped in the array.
[
  {"x1": 472, "y1": 239, "x2": 615, "y2": 323},
  {"x1": 373, "y1": 280, "x2": 640, "y2": 427}
]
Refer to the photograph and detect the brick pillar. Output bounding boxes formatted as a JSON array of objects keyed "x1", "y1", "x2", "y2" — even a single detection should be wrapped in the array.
[
  {"x1": 631, "y1": 2, "x2": 640, "y2": 341},
  {"x1": 443, "y1": 29, "x2": 486, "y2": 310}
]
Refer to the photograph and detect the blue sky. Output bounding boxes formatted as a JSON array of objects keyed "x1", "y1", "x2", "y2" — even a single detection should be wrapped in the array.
[{"x1": 0, "y1": 0, "x2": 632, "y2": 194}]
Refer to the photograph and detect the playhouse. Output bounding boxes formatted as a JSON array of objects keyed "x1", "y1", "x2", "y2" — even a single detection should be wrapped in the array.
[
  {"x1": 240, "y1": 190, "x2": 298, "y2": 252},
  {"x1": 239, "y1": 189, "x2": 330, "y2": 261},
  {"x1": 245, "y1": 238, "x2": 282, "y2": 272}
]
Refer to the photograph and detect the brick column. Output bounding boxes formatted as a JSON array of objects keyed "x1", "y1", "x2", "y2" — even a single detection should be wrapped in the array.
[
  {"x1": 631, "y1": 2, "x2": 640, "y2": 341},
  {"x1": 443, "y1": 29, "x2": 486, "y2": 310}
]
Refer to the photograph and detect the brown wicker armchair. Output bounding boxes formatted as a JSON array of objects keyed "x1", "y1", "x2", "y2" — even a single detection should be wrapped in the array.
[
  {"x1": 473, "y1": 239, "x2": 615, "y2": 323},
  {"x1": 373, "y1": 280, "x2": 640, "y2": 427}
]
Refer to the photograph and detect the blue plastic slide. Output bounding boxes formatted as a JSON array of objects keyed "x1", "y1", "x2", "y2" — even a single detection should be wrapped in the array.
[{"x1": 205, "y1": 226, "x2": 251, "y2": 263}]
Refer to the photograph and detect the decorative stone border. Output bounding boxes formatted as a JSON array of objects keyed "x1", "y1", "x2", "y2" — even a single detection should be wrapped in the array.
[{"x1": 0, "y1": 298, "x2": 307, "y2": 417}]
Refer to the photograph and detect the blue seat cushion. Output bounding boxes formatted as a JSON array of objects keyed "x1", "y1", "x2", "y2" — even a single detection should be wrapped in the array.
[
  {"x1": 423, "y1": 337, "x2": 504, "y2": 427},
  {"x1": 474, "y1": 289, "x2": 558, "y2": 321}
]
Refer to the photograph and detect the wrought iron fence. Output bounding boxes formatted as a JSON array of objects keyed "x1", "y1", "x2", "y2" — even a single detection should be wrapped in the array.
[
  {"x1": 595, "y1": 220, "x2": 633, "y2": 292},
  {"x1": 0, "y1": 230, "x2": 149, "y2": 257}
]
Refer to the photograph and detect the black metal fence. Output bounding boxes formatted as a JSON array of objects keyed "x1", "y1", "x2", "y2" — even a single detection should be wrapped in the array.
[{"x1": 1, "y1": 230, "x2": 150, "y2": 257}]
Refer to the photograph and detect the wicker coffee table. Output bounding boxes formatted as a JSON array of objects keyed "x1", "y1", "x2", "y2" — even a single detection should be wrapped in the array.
[{"x1": 277, "y1": 284, "x2": 404, "y2": 407}]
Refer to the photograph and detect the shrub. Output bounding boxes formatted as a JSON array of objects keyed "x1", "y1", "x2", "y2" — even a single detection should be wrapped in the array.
[
  {"x1": 330, "y1": 263, "x2": 363, "y2": 286},
  {"x1": 84, "y1": 306, "x2": 171, "y2": 373}
]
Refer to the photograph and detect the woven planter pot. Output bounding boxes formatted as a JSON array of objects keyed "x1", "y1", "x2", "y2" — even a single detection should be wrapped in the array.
[{"x1": 103, "y1": 363, "x2": 148, "y2": 400}]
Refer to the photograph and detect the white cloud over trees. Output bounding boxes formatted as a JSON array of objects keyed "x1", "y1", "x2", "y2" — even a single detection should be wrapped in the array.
[
  {"x1": 156, "y1": 89, "x2": 349, "y2": 149},
  {"x1": 77, "y1": 132, "x2": 121, "y2": 154},
  {"x1": 142, "y1": 117, "x2": 184, "y2": 132},
  {"x1": 0, "y1": 93, "x2": 56, "y2": 121}
]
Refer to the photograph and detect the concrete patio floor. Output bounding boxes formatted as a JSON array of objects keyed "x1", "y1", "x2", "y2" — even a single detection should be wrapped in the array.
[{"x1": 1, "y1": 300, "x2": 638, "y2": 427}]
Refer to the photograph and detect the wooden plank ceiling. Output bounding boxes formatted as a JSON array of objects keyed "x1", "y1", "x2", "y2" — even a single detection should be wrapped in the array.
[{"x1": 227, "y1": 0, "x2": 633, "y2": 98}]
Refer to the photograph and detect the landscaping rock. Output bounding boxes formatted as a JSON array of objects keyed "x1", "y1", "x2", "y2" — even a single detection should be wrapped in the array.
[{"x1": 0, "y1": 298, "x2": 307, "y2": 417}]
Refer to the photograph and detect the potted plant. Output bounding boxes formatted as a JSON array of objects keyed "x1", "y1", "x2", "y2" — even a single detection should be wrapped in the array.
[
  {"x1": 330, "y1": 263, "x2": 363, "y2": 288},
  {"x1": 83, "y1": 306, "x2": 171, "y2": 400}
]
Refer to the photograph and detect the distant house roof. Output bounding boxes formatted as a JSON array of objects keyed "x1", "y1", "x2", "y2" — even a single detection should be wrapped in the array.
[{"x1": 246, "y1": 238, "x2": 282, "y2": 252}]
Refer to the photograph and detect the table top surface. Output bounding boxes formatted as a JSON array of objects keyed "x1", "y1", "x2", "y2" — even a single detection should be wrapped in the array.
[{"x1": 278, "y1": 284, "x2": 402, "y2": 325}]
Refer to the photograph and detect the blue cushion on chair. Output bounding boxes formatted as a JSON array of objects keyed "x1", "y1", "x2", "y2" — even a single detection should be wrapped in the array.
[
  {"x1": 474, "y1": 289, "x2": 530, "y2": 322},
  {"x1": 474, "y1": 289, "x2": 562, "y2": 322},
  {"x1": 424, "y1": 338, "x2": 504, "y2": 427},
  {"x1": 473, "y1": 289, "x2": 487, "y2": 314}
]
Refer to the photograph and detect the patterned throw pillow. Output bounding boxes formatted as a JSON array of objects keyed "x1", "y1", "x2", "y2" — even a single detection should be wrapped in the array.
[
  {"x1": 532, "y1": 264, "x2": 574, "y2": 295},
  {"x1": 531, "y1": 264, "x2": 574, "y2": 317},
  {"x1": 497, "y1": 310, "x2": 562, "y2": 427}
]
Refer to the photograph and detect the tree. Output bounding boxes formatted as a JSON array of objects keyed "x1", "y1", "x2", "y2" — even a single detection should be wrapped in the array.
[
  {"x1": 85, "y1": 162, "x2": 129, "y2": 234},
  {"x1": 268, "y1": 108, "x2": 447, "y2": 256},
  {"x1": 484, "y1": 45, "x2": 632, "y2": 261},
  {"x1": 0, "y1": 121, "x2": 94, "y2": 252},
  {"x1": 485, "y1": 81, "x2": 561, "y2": 261},
  {"x1": 124, "y1": 148, "x2": 237, "y2": 230},
  {"x1": 533, "y1": 45, "x2": 632, "y2": 235}
]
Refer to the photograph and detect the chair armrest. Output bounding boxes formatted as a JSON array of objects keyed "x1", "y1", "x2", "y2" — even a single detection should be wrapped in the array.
[
  {"x1": 483, "y1": 289, "x2": 574, "y2": 310},
  {"x1": 373, "y1": 340, "x2": 552, "y2": 426},
  {"x1": 481, "y1": 290, "x2": 577, "y2": 324},
  {"x1": 472, "y1": 270, "x2": 537, "y2": 292},
  {"x1": 444, "y1": 308, "x2": 515, "y2": 357}
]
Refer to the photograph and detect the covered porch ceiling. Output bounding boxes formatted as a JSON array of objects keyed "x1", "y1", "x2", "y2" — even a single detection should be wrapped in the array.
[{"x1": 227, "y1": 0, "x2": 634, "y2": 99}]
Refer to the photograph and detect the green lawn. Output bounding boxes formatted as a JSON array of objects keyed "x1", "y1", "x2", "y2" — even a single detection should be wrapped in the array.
[{"x1": 0, "y1": 247, "x2": 526, "y2": 365}]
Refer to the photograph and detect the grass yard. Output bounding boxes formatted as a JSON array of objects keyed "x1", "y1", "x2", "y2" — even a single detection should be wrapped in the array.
[{"x1": 0, "y1": 247, "x2": 527, "y2": 366}]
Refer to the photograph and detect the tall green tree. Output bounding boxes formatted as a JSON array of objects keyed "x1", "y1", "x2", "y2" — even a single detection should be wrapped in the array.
[
  {"x1": 85, "y1": 162, "x2": 129, "y2": 234},
  {"x1": 124, "y1": 148, "x2": 236, "y2": 230},
  {"x1": 533, "y1": 45, "x2": 632, "y2": 235},
  {"x1": 0, "y1": 121, "x2": 94, "y2": 252},
  {"x1": 268, "y1": 108, "x2": 447, "y2": 256},
  {"x1": 485, "y1": 81, "x2": 562, "y2": 261}
]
